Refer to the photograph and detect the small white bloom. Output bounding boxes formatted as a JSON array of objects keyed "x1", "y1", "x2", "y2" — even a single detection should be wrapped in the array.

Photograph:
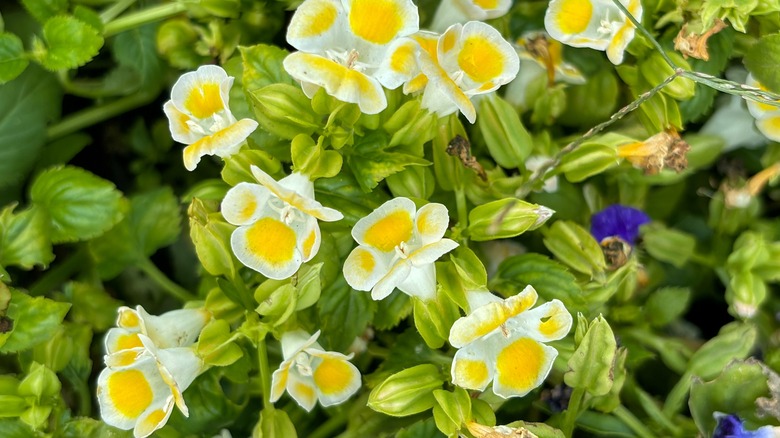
[
  {"x1": 271, "y1": 330, "x2": 361, "y2": 412},
  {"x1": 343, "y1": 197, "x2": 459, "y2": 301},
  {"x1": 220, "y1": 166, "x2": 343, "y2": 280},
  {"x1": 283, "y1": 0, "x2": 419, "y2": 114},
  {"x1": 449, "y1": 286, "x2": 572, "y2": 398},
  {"x1": 544, "y1": 0, "x2": 643, "y2": 65},
  {"x1": 104, "y1": 306, "x2": 210, "y2": 357},
  {"x1": 430, "y1": 0, "x2": 512, "y2": 32},
  {"x1": 164, "y1": 65, "x2": 258, "y2": 171}
]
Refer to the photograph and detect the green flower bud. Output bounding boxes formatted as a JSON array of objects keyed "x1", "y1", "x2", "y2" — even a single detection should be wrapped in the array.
[
  {"x1": 413, "y1": 293, "x2": 460, "y2": 349},
  {"x1": 188, "y1": 198, "x2": 237, "y2": 278},
  {"x1": 432, "y1": 115, "x2": 467, "y2": 192},
  {"x1": 200, "y1": 0, "x2": 240, "y2": 18},
  {"x1": 197, "y1": 319, "x2": 243, "y2": 367},
  {"x1": 477, "y1": 94, "x2": 533, "y2": 168},
  {"x1": 432, "y1": 388, "x2": 472, "y2": 437},
  {"x1": 368, "y1": 364, "x2": 444, "y2": 417},
  {"x1": 642, "y1": 223, "x2": 696, "y2": 268},
  {"x1": 564, "y1": 315, "x2": 617, "y2": 396},
  {"x1": 468, "y1": 198, "x2": 553, "y2": 241},
  {"x1": 0, "y1": 395, "x2": 27, "y2": 417},
  {"x1": 386, "y1": 166, "x2": 435, "y2": 200},
  {"x1": 249, "y1": 84, "x2": 321, "y2": 140},
  {"x1": 18, "y1": 363, "x2": 60, "y2": 401},
  {"x1": 641, "y1": 52, "x2": 695, "y2": 101},
  {"x1": 543, "y1": 220, "x2": 607, "y2": 278},
  {"x1": 32, "y1": 326, "x2": 73, "y2": 372},
  {"x1": 687, "y1": 323, "x2": 756, "y2": 380},
  {"x1": 21, "y1": 405, "x2": 52, "y2": 430}
]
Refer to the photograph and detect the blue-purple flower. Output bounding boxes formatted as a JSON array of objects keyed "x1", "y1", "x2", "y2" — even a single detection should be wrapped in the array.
[
  {"x1": 590, "y1": 205, "x2": 651, "y2": 245},
  {"x1": 713, "y1": 413, "x2": 779, "y2": 438}
]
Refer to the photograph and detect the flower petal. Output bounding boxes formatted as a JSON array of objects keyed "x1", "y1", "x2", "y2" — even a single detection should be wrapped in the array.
[
  {"x1": 133, "y1": 396, "x2": 175, "y2": 438},
  {"x1": 171, "y1": 65, "x2": 231, "y2": 119},
  {"x1": 344, "y1": 245, "x2": 389, "y2": 292},
  {"x1": 300, "y1": 217, "x2": 322, "y2": 262},
  {"x1": 163, "y1": 101, "x2": 201, "y2": 144},
  {"x1": 397, "y1": 262, "x2": 437, "y2": 301},
  {"x1": 182, "y1": 118, "x2": 258, "y2": 171},
  {"x1": 442, "y1": 21, "x2": 519, "y2": 88},
  {"x1": 375, "y1": 38, "x2": 420, "y2": 89},
  {"x1": 606, "y1": 23, "x2": 634, "y2": 65},
  {"x1": 221, "y1": 182, "x2": 272, "y2": 226},
  {"x1": 252, "y1": 167, "x2": 343, "y2": 222},
  {"x1": 449, "y1": 285, "x2": 538, "y2": 348},
  {"x1": 352, "y1": 197, "x2": 416, "y2": 252},
  {"x1": 408, "y1": 239, "x2": 459, "y2": 266},
  {"x1": 281, "y1": 330, "x2": 322, "y2": 359},
  {"x1": 287, "y1": 0, "x2": 346, "y2": 52},
  {"x1": 507, "y1": 299, "x2": 573, "y2": 342},
  {"x1": 270, "y1": 365, "x2": 290, "y2": 403},
  {"x1": 97, "y1": 356, "x2": 168, "y2": 430},
  {"x1": 286, "y1": 371, "x2": 318, "y2": 412},
  {"x1": 415, "y1": 202, "x2": 450, "y2": 244},
  {"x1": 310, "y1": 351, "x2": 361, "y2": 406},
  {"x1": 346, "y1": 0, "x2": 419, "y2": 46},
  {"x1": 451, "y1": 341, "x2": 495, "y2": 391},
  {"x1": 283, "y1": 52, "x2": 388, "y2": 114},
  {"x1": 105, "y1": 328, "x2": 144, "y2": 355},
  {"x1": 117, "y1": 306, "x2": 142, "y2": 330},
  {"x1": 140, "y1": 336, "x2": 203, "y2": 416},
  {"x1": 231, "y1": 216, "x2": 304, "y2": 279},
  {"x1": 136, "y1": 306, "x2": 210, "y2": 349},
  {"x1": 492, "y1": 336, "x2": 558, "y2": 398},
  {"x1": 372, "y1": 259, "x2": 412, "y2": 300},
  {"x1": 755, "y1": 115, "x2": 780, "y2": 142},
  {"x1": 545, "y1": 0, "x2": 611, "y2": 51}
]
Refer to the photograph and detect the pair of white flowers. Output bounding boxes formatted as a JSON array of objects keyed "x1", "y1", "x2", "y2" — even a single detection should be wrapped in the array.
[
  {"x1": 98, "y1": 306, "x2": 210, "y2": 438},
  {"x1": 283, "y1": 0, "x2": 520, "y2": 123}
]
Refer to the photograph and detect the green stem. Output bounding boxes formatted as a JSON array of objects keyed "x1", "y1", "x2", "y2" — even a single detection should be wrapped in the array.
[
  {"x1": 613, "y1": 405, "x2": 656, "y2": 438},
  {"x1": 99, "y1": 0, "x2": 137, "y2": 23},
  {"x1": 28, "y1": 247, "x2": 88, "y2": 296},
  {"x1": 103, "y1": 2, "x2": 188, "y2": 38},
  {"x1": 610, "y1": 0, "x2": 677, "y2": 69},
  {"x1": 517, "y1": 73, "x2": 679, "y2": 197},
  {"x1": 562, "y1": 386, "x2": 586, "y2": 437},
  {"x1": 626, "y1": 378, "x2": 681, "y2": 436},
  {"x1": 258, "y1": 337, "x2": 272, "y2": 408},
  {"x1": 308, "y1": 409, "x2": 349, "y2": 438},
  {"x1": 662, "y1": 370, "x2": 693, "y2": 417},
  {"x1": 137, "y1": 257, "x2": 197, "y2": 302},
  {"x1": 455, "y1": 185, "x2": 468, "y2": 231},
  {"x1": 46, "y1": 88, "x2": 159, "y2": 141}
]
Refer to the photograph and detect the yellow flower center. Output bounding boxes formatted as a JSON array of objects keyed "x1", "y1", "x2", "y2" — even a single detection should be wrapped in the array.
[
  {"x1": 458, "y1": 36, "x2": 505, "y2": 83},
  {"x1": 555, "y1": 0, "x2": 593, "y2": 35},
  {"x1": 107, "y1": 369, "x2": 153, "y2": 418},
  {"x1": 362, "y1": 210, "x2": 413, "y2": 252},
  {"x1": 313, "y1": 358, "x2": 354, "y2": 395},
  {"x1": 184, "y1": 82, "x2": 225, "y2": 119},
  {"x1": 496, "y1": 338, "x2": 544, "y2": 391},
  {"x1": 349, "y1": 0, "x2": 403, "y2": 45},
  {"x1": 246, "y1": 217, "x2": 297, "y2": 266}
]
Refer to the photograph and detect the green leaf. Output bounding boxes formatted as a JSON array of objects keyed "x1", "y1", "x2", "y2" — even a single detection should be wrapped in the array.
[
  {"x1": 317, "y1": 276, "x2": 376, "y2": 351},
  {"x1": 62, "y1": 282, "x2": 121, "y2": 332},
  {"x1": 346, "y1": 132, "x2": 430, "y2": 192},
  {"x1": 374, "y1": 288, "x2": 412, "y2": 330},
  {"x1": 491, "y1": 254, "x2": 586, "y2": 312},
  {"x1": 645, "y1": 287, "x2": 691, "y2": 327},
  {"x1": 197, "y1": 319, "x2": 243, "y2": 367},
  {"x1": 0, "y1": 419, "x2": 35, "y2": 438},
  {"x1": 564, "y1": 315, "x2": 617, "y2": 396},
  {"x1": 60, "y1": 417, "x2": 132, "y2": 438},
  {"x1": 688, "y1": 322, "x2": 757, "y2": 380},
  {"x1": 477, "y1": 94, "x2": 532, "y2": 168},
  {"x1": 0, "y1": 66, "x2": 61, "y2": 188},
  {"x1": 745, "y1": 34, "x2": 780, "y2": 92},
  {"x1": 113, "y1": 24, "x2": 163, "y2": 90},
  {"x1": 0, "y1": 33, "x2": 28, "y2": 84},
  {"x1": 0, "y1": 204, "x2": 53, "y2": 270},
  {"x1": 88, "y1": 188, "x2": 181, "y2": 279},
  {"x1": 240, "y1": 44, "x2": 294, "y2": 92},
  {"x1": 314, "y1": 173, "x2": 389, "y2": 226},
  {"x1": 30, "y1": 165, "x2": 126, "y2": 244},
  {"x1": 165, "y1": 370, "x2": 243, "y2": 434},
  {"x1": 380, "y1": 329, "x2": 443, "y2": 373},
  {"x1": 641, "y1": 223, "x2": 696, "y2": 268},
  {"x1": 0, "y1": 289, "x2": 70, "y2": 353},
  {"x1": 37, "y1": 16, "x2": 103, "y2": 70},
  {"x1": 21, "y1": 0, "x2": 67, "y2": 22},
  {"x1": 253, "y1": 408, "x2": 297, "y2": 438}
]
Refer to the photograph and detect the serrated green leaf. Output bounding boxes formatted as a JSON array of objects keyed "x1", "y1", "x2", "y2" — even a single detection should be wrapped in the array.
[
  {"x1": 113, "y1": 24, "x2": 163, "y2": 90},
  {"x1": 0, "y1": 204, "x2": 53, "y2": 270},
  {"x1": 314, "y1": 173, "x2": 388, "y2": 226},
  {"x1": 0, "y1": 33, "x2": 28, "y2": 84},
  {"x1": 642, "y1": 223, "x2": 696, "y2": 268},
  {"x1": 374, "y1": 292, "x2": 412, "y2": 330},
  {"x1": 380, "y1": 329, "x2": 442, "y2": 373},
  {"x1": 240, "y1": 44, "x2": 294, "y2": 92},
  {"x1": 0, "y1": 289, "x2": 70, "y2": 353},
  {"x1": 317, "y1": 276, "x2": 376, "y2": 351},
  {"x1": 21, "y1": 0, "x2": 67, "y2": 22},
  {"x1": 346, "y1": 132, "x2": 430, "y2": 192},
  {"x1": 0, "y1": 66, "x2": 61, "y2": 189},
  {"x1": 38, "y1": 16, "x2": 103, "y2": 70},
  {"x1": 62, "y1": 282, "x2": 121, "y2": 332},
  {"x1": 30, "y1": 165, "x2": 125, "y2": 244},
  {"x1": 491, "y1": 254, "x2": 586, "y2": 312}
]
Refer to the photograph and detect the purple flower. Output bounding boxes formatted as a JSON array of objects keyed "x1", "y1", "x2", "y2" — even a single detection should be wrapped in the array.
[
  {"x1": 590, "y1": 205, "x2": 651, "y2": 244},
  {"x1": 713, "y1": 413, "x2": 778, "y2": 438}
]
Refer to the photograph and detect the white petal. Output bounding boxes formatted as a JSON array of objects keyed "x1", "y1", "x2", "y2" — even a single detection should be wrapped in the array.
[
  {"x1": 170, "y1": 65, "x2": 231, "y2": 119},
  {"x1": 414, "y1": 203, "x2": 450, "y2": 245},
  {"x1": 221, "y1": 182, "x2": 272, "y2": 226},
  {"x1": 286, "y1": 370, "x2": 318, "y2": 412},
  {"x1": 408, "y1": 239, "x2": 459, "y2": 266},
  {"x1": 163, "y1": 101, "x2": 201, "y2": 145},
  {"x1": 310, "y1": 350, "x2": 361, "y2": 406},
  {"x1": 491, "y1": 335, "x2": 558, "y2": 398},
  {"x1": 352, "y1": 197, "x2": 416, "y2": 252},
  {"x1": 506, "y1": 299, "x2": 573, "y2": 342},
  {"x1": 344, "y1": 245, "x2": 390, "y2": 292},
  {"x1": 451, "y1": 340, "x2": 496, "y2": 391},
  {"x1": 230, "y1": 216, "x2": 304, "y2": 280},
  {"x1": 97, "y1": 356, "x2": 170, "y2": 430},
  {"x1": 449, "y1": 285, "x2": 538, "y2": 348},
  {"x1": 397, "y1": 262, "x2": 437, "y2": 301},
  {"x1": 133, "y1": 396, "x2": 175, "y2": 438},
  {"x1": 280, "y1": 330, "x2": 322, "y2": 359},
  {"x1": 372, "y1": 259, "x2": 411, "y2": 300},
  {"x1": 182, "y1": 118, "x2": 257, "y2": 171},
  {"x1": 286, "y1": 0, "x2": 347, "y2": 53},
  {"x1": 136, "y1": 306, "x2": 210, "y2": 349}
]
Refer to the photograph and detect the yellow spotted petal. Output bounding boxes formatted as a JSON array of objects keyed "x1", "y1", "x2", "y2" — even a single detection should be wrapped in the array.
[
  {"x1": 352, "y1": 197, "x2": 416, "y2": 252},
  {"x1": 105, "y1": 328, "x2": 144, "y2": 355},
  {"x1": 546, "y1": 0, "x2": 595, "y2": 36},
  {"x1": 139, "y1": 336, "x2": 203, "y2": 416},
  {"x1": 746, "y1": 75, "x2": 780, "y2": 119},
  {"x1": 287, "y1": 372, "x2": 318, "y2": 412},
  {"x1": 284, "y1": 52, "x2": 388, "y2": 114},
  {"x1": 270, "y1": 365, "x2": 291, "y2": 403},
  {"x1": 421, "y1": 65, "x2": 477, "y2": 123},
  {"x1": 133, "y1": 396, "x2": 174, "y2": 438},
  {"x1": 182, "y1": 118, "x2": 258, "y2": 171},
  {"x1": 415, "y1": 203, "x2": 450, "y2": 244},
  {"x1": 492, "y1": 336, "x2": 557, "y2": 398},
  {"x1": 117, "y1": 307, "x2": 141, "y2": 330},
  {"x1": 756, "y1": 115, "x2": 780, "y2": 142},
  {"x1": 606, "y1": 23, "x2": 635, "y2": 65},
  {"x1": 231, "y1": 216, "x2": 303, "y2": 280},
  {"x1": 287, "y1": 0, "x2": 345, "y2": 52},
  {"x1": 347, "y1": 0, "x2": 419, "y2": 45},
  {"x1": 454, "y1": 22, "x2": 519, "y2": 85},
  {"x1": 507, "y1": 299, "x2": 573, "y2": 342},
  {"x1": 105, "y1": 349, "x2": 146, "y2": 368},
  {"x1": 163, "y1": 101, "x2": 201, "y2": 144},
  {"x1": 221, "y1": 182, "x2": 272, "y2": 226},
  {"x1": 451, "y1": 344, "x2": 494, "y2": 391},
  {"x1": 375, "y1": 38, "x2": 420, "y2": 89},
  {"x1": 97, "y1": 357, "x2": 167, "y2": 430},
  {"x1": 310, "y1": 351, "x2": 361, "y2": 406},
  {"x1": 300, "y1": 218, "x2": 321, "y2": 262},
  {"x1": 449, "y1": 286, "x2": 538, "y2": 348},
  {"x1": 344, "y1": 245, "x2": 389, "y2": 292},
  {"x1": 170, "y1": 65, "x2": 232, "y2": 119}
]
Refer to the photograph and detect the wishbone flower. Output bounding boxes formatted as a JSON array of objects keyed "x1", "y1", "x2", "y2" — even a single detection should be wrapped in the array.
[
  {"x1": 343, "y1": 197, "x2": 459, "y2": 301},
  {"x1": 430, "y1": 0, "x2": 513, "y2": 32},
  {"x1": 104, "y1": 306, "x2": 211, "y2": 357},
  {"x1": 220, "y1": 166, "x2": 343, "y2": 280},
  {"x1": 164, "y1": 65, "x2": 258, "y2": 171},
  {"x1": 271, "y1": 330, "x2": 361, "y2": 412},
  {"x1": 449, "y1": 286, "x2": 572, "y2": 398},
  {"x1": 417, "y1": 21, "x2": 520, "y2": 123},
  {"x1": 283, "y1": 0, "x2": 420, "y2": 114},
  {"x1": 544, "y1": 0, "x2": 643, "y2": 65}
]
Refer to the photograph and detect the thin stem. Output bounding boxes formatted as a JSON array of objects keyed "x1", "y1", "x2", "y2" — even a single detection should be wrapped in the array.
[
  {"x1": 517, "y1": 73, "x2": 679, "y2": 197},
  {"x1": 562, "y1": 386, "x2": 586, "y2": 437},
  {"x1": 662, "y1": 370, "x2": 693, "y2": 417},
  {"x1": 103, "y1": 2, "x2": 188, "y2": 38},
  {"x1": 681, "y1": 70, "x2": 780, "y2": 107},
  {"x1": 137, "y1": 257, "x2": 197, "y2": 302},
  {"x1": 308, "y1": 409, "x2": 349, "y2": 438},
  {"x1": 99, "y1": 0, "x2": 137, "y2": 23},
  {"x1": 610, "y1": 0, "x2": 676, "y2": 69},
  {"x1": 257, "y1": 337, "x2": 272, "y2": 408},
  {"x1": 613, "y1": 405, "x2": 656, "y2": 438},
  {"x1": 28, "y1": 246, "x2": 88, "y2": 296},
  {"x1": 626, "y1": 378, "x2": 682, "y2": 436},
  {"x1": 46, "y1": 88, "x2": 159, "y2": 141}
]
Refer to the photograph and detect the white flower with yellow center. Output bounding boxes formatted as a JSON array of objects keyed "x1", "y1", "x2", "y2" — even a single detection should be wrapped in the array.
[
  {"x1": 343, "y1": 197, "x2": 459, "y2": 301},
  {"x1": 449, "y1": 285, "x2": 572, "y2": 398},
  {"x1": 544, "y1": 0, "x2": 643, "y2": 65},
  {"x1": 220, "y1": 165, "x2": 343, "y2": 280},
  {"x1": 271, "y1": 330, "x2": 361, "y2": 412},
  {"x1": 417, "y1": 21, "x2": 520, "y2": 123},
  {"x1": 104, "y1": 306, "x2": 211, "y2": 357},
  {"x1": 164, "y1": 65, "x2": 259, "y2": 171},
  {"x1": 745, "y1": 74, "x2": 780, "y2": 142},
  {"x1": 430, "y1": 0, "x2": 513, "y2": 32},
  {"x1": 282, "y1": 0, "x2": 419, "y2": 114}
]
